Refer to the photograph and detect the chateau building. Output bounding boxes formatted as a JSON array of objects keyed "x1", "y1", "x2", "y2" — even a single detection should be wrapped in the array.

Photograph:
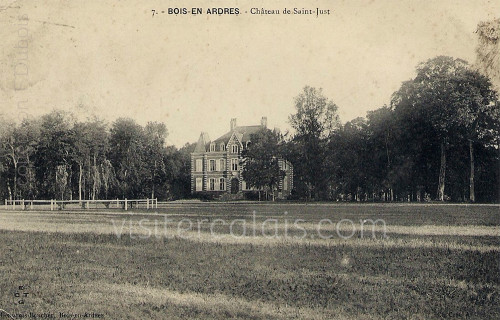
[{"x1": 191, "y1": 117, "x2": 293, "y2": 199}]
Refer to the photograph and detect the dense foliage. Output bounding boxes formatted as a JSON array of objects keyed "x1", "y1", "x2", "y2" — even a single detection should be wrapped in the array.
[
  {"x1": 0, "y1": 113, "x2": 193, "y2": 201},
  {"x1": 1, "y1": 55, "x2": 499, "y2": 202},
  {"x1": 285, "y1": 57, "x2": 499, "y2": 202},
  {"x1": 240, "y1": 128, "x2": 285, "y2": 200}
]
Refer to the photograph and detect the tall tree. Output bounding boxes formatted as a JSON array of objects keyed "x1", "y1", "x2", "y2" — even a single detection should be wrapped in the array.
[
  {"x1": 0, "y1": 118, "x2": 16, "y2": 200},
  {"x1": 100, "y1": 159, "x2": 116, "y2": 200},
  {"x1": 108, "y1": 118, "x2": 147, "y2": 198},
  {"x1": 241, "y1": 128, "x2": 284, "y2": 200},
  {"x1": 144, "y1": 122, "x2": 168, "y2": 199},
  {"x1": 392, "y1": 56, "x2": 498, "y2": 201},
  {"x1": 392, "y1": 57, "x2": 464, "y2": 201},
  {"x1": 365, "y1": 107, "x2": 397, "y2": 200},
  {"x1": 164, "y1": 143, "x2": 195, "y2": 200},
  {"x1": 72, "y1": 122, "x2": 91, "y2": 202},
  {"x1": 327, "y1": 117, "x2": 369, "y2": 201},
  {"x1": 34, "y1": 110, "x2": 75, "y2": 199},
  {"x1": 288, "y1": 86, "x2": 340, "y2": 200},
  {"x1": 0, "y1": 119, "x2": 20, "y2": 200},
  {"x1": 71, "y1": 118, "x2": 109, "y2": 201},
  {"x1": 451, "y1": 69, "x2": 498, "y2": 201}
]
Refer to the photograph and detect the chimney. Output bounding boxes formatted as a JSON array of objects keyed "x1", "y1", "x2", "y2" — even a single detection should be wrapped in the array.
[
  {"x1": 230, "y1": 118, "x2": 237, "y2": 131},
  {"x1": 261, "y1": 116, "x2": 267, "y2": 128}
]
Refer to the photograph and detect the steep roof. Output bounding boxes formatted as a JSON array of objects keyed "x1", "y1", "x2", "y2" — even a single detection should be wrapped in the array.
[
  {"x1": 194, "y1": 132, "x2": 210, "y2": 153},
  {"x1": 214, "y1": 125, "x2": 263, "y2": 144},
  {"x1": 193, "y1": 125, "x2": 266, "y2": 153}
]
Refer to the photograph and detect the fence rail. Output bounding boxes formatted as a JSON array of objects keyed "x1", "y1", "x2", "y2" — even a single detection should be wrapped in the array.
[{"x1": 3, "y1": 198, "x2": 158, "y2": 211}]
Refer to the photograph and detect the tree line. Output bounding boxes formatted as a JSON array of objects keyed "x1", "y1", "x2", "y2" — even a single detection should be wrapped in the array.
[
  {"x1": 2, "y1": 46, "x2": 500, "y2": 203},
  {"x1": 244, "y1": 56, "x2": 498, "y2": 202},
  {"x1": 240, "y1": 20, "x2": 500, "y2": 202},
  {"x1": 0, "y1": 113, "x2": 194, "y2": 201}
]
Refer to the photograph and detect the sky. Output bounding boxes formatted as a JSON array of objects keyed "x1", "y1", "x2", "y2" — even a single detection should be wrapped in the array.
[{"x1": 1, "y1": 0, "x2": 499, "y2": 146}]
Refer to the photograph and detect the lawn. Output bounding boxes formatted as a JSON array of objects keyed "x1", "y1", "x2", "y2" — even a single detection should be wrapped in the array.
[{"x1": 0, "y1": 203, "x2": 498, "y2": 319}]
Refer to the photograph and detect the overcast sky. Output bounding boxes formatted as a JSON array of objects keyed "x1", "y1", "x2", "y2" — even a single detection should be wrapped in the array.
[{"x1": 1, "y1": 0, "x2": 498, "y2": 146}]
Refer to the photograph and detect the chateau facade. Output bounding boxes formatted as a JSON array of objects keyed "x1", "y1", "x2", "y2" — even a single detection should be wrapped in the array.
[{"x1": 191, "y1": 117, "x2": 293, "y2": 199}]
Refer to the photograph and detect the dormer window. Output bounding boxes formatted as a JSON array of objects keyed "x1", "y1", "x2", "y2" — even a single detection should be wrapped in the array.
[
  {"x1": 210, "y1": 143, "x2": 216, "y2": 152},
  {"x1": 232, "y1": 145, "x2": 239, "y2": 153},
  {"x1": 220, "y1": 143, "x2": 226, "y2": 151}
]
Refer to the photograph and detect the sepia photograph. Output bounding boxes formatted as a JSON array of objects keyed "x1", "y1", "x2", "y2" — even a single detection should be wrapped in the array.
[{"x1": 0, "y1": 0, "x2": 499, "y2": 319}]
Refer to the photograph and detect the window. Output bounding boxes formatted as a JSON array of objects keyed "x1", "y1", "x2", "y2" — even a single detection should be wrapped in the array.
[
  {"x1": 220, "y1": 143, "x2": 226, "y2": 151},
  {"x1": 196, "y1": 159, "x2": 203, "y2": 172},
  {"x1": 242, "y1": 180, "x2": 247, "y2": 190},
  {"x1": 219, "y1": 178, "x2": 225, "y2": 191},
  {"x1": 283, "y1": 176, "x2": 288, "y2": 191},
  {"x1": 209, "y1": 159, "x2": 216, "y2": 171},
  {"x1": 196, "y1": 178, "x2": 203, "y2": 191},
  {"x1": 232, "y1": 145, "x2": 239, "y2": 153},
  {"x1": 210, "y1": 143, "x2": 215, "y2": 152},
  {"x1": 209, "y1": 178, "x2": 215, "y2": 191},
  {"x1": 219, "y1": 159, "x2": 225, "y2": 171},
  {"x1": 231, "y1": 158, "x2": 238, "y2": 171}
]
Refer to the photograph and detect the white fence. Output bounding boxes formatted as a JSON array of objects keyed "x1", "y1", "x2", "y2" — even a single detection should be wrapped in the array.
[{"x1": 3, "y1": 198, "x2": 158, "y2": 211}]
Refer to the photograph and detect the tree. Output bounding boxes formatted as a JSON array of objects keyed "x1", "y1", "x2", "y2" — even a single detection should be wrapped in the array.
[
  {"x1": 326, "y1": 117, "x2": 371, "y2": 201},
  {"x1": 0, "y1": 117, "x2": 40, "y2": 200},
  {"x1": 392, "y1": 57, "x2": 459, "y2": 201},
  {"x1": 55, "y1": 164, "x2": 69, "y2": 200},
  {"x1": 100, "y1": 159, "x2": 116, "y2": 199},
  {"x1": 475, "y1": 19, "x2": 500, "y2": 202},
  {"x1": 451, "y1": 68, "x2": 498, "y2": 201},
  {"x1": 144, "y1": 122, "x2": 168, "y2": 199},
  {"x1": 34, "y1": 110, "x2": 75, "y2": 199},
  {"x1": 241, "y1": 128, "x2": 284, "y2": 200},
  {"x1": 0, "y1": 118, "x2": 20, "y2": 200},
  {"x1": 164, "y1": 143, "x2": 195, "y2": 200},
  {"x1": 392, "y1": 56, "x2": 499, "y2": 201},
  {"x1": 365, "y1": 107, "x2": 396, "y2": 200},
  {"x1": 72, "y1": 122, "x2": 91, "y2": 202},
  {"x1": 108, "y1": 118, "x2": 147, "y2": 198},
  {"x1": 16, "y1": 118, "x2": 41, "y2": 199},
  {"x1": 71, "y1": 117, "x2": 109, "y2": 201},
  {"x1": 288, "y1": 86, "x2": 340, "y2": 200},
  {"x1": 0, "y1": 118, "x2": 16, "y2": 200}
]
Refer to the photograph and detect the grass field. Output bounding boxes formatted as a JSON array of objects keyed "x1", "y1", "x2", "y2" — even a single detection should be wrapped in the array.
[{"x1": 0, "y1": 203, "x2": 498, "y2": 319}]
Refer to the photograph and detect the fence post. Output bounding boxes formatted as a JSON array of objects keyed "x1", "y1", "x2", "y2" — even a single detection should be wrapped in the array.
[
  {"x1": 22, "y1": 199, "x2": 25, "y2": 210},
  {"x1": 13, "y1": 200, "x2": 16, "y2": 210},
  {"x1": 86, "y1": 201, "x2": 89, "y2": 209},
  {"x1": 50, "y1": 200, "x2": 54, "y2": 211},
  {"x1": 30, "y1": 201, "x2": 33, "y2": 210},
  {"x1": 155, "y1": 198, "x2": 158, "y2": 209},
  {"x1": 147, "y1": 198, "x2": 149, "y2": 209},
  {"x1": 125, "y1": 198, "x2": 128, "y2": 211},
  {"x1": 116, "y1": 198, "x2": 119, "y2": 208}
]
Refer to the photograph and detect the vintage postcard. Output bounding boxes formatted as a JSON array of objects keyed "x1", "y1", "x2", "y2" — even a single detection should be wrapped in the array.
[{"x1": 1, "y1": 0, "x2": 499, "y2": 319}]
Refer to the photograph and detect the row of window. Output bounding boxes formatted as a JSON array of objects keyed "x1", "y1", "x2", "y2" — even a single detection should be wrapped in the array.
[
  {"x1": 195, "y1": 178, "x2": 225, "y2": 191},
  {"x1": 209, "y1": 143, "x2": 240, "y2": 153},
  {"x1": 195, "y1": 178, "x2": 252, "y2": 191},
  {"x1": 194, "y1": 176, "x2": 289, "y2": 192},
  {"x1": 195, "y1": 158, "x2": 239, "y2": 172}
]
